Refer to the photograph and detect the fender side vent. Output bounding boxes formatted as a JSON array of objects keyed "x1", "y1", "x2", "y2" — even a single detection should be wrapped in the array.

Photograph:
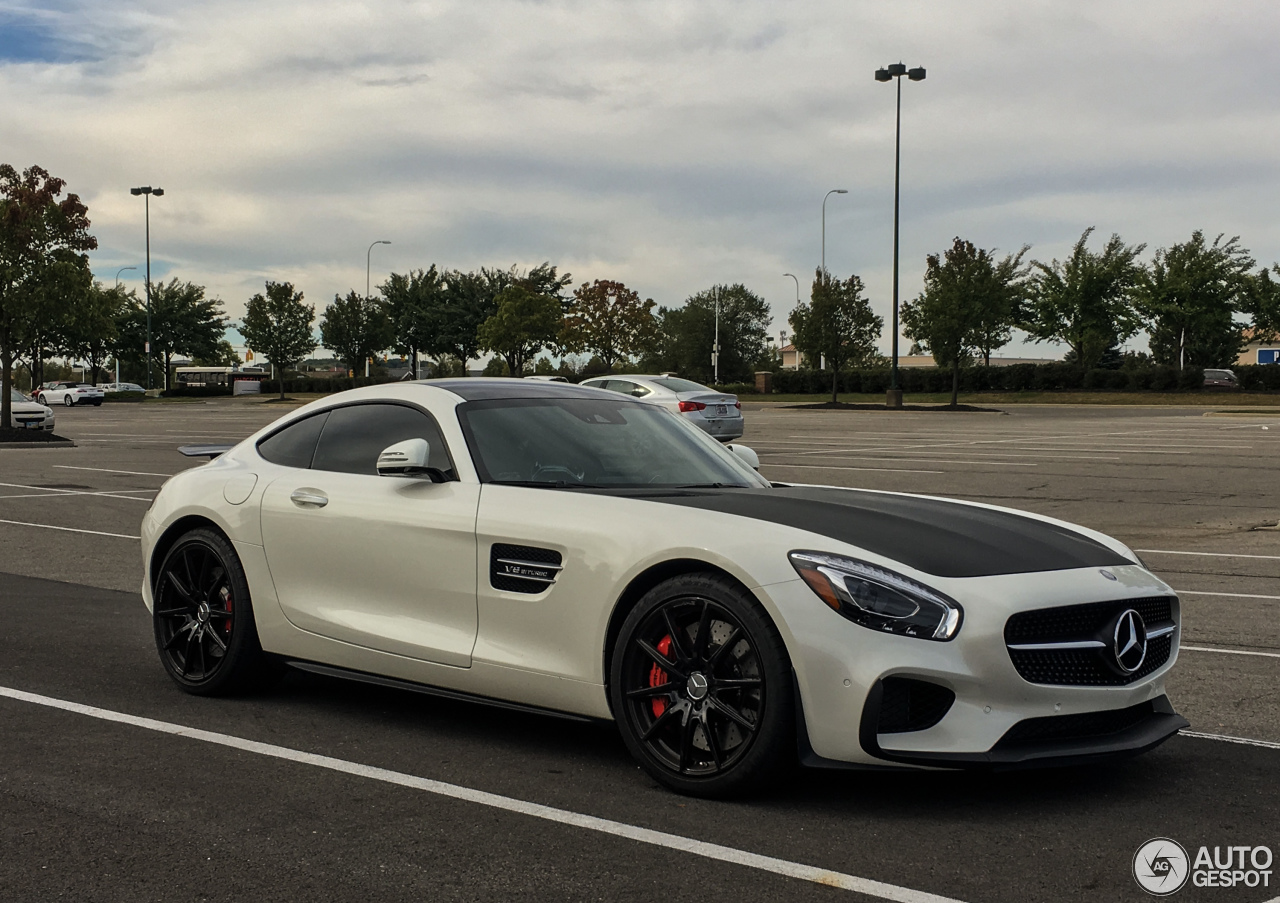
[{"x1": 490, "y1": 544, "x2": 563, "y2": 594}]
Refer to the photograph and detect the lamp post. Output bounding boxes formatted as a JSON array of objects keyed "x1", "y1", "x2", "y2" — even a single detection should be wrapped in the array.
[
  {"x1": 712, "y1": 286, "x2": 720, "y2": 385},
  {"x1": 821, "y1": 189, "x2": 848, "y2": 276},
  {"x1": 366, "y1": 240, "x2": 391, "y2": 378},
  {"x1": 366, "y1": 240, "x2": 391, "y2": 300},
  {"x1": 114, "y1": 266, "x2": 136, "y2": 288},
  {"x1": 783, "y1": 272, "x2": 800, "y2": 304},
  {"x1": 130, "y1": 186, "x2": 164, "y2": 390},
  {"x1": 875, "y1": 62, "x2": 925, "y2": 409}
]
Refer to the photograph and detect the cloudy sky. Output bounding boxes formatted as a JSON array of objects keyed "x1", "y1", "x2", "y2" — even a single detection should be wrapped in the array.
[{"x1": 3, "y1": 0, "x2": 1278, "y2": 359}]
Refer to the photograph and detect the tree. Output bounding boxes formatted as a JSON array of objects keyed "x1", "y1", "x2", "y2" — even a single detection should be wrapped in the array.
[
  {"x1": 193, "y1": 340, "x2": 242, "y2": 368},
  {"x1": 240, "y1": 280, "x2": 317, "y2": 398},
  {"x1": 63, "y1": 282, "x2": 130, "y2": 386},
  {"x1": 1137, "y1": 232, "x2": 1256, "y2": 369},
  {"x1": 1020, "y1": 228, "x2": 1145, "y2": 370},
  {"x1": 381, "y1": 266, "x2": 444, "y2": 377},
  {"x1": 561, "y1": 279, "x2": 657, "y2": 372},
  {"x1": 319, "y1": 290, "x2": 394, "y2": 377},
  {"x1": 476, "y1": 285, "x2": 563, "y2": 377},
  {"x1": 0, "y1": 164, "x2": 97, "y2": 428},
  {"x1": 646, "y1": 284, "x2": 771, "y2": 384},
  {"x1": 902, "y1": 238, "x2": 1028, "y2": 406},
  {"x1": 133, "y1": 279, "x2": 228, "y2": 390},
  {"x1": 789, "y1": 269, "x2": 883, "y2": 403}
]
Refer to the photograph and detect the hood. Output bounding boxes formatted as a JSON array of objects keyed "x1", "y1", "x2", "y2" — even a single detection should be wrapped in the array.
[{"x1": 638, "y1": 485, "x2": 1131, "y2": 578}]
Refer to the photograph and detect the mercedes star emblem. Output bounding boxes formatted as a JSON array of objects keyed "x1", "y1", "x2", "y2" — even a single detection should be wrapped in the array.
[{"x1": 1113, "y1": 609, "x2": 1148, "y2": 673}]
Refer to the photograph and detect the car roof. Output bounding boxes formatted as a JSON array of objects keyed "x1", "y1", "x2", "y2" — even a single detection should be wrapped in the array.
[{"x1": 419, "y1": 378, "x2": 626, "y2": 402}]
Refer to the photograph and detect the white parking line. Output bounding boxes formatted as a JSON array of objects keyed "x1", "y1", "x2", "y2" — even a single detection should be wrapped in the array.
[
  {"x1": 1137, "y1": 549, "x2": 1280, "y2": 561},
  {"x1": 1180, "y1": 730, "x2": 1280, "y2": 751},
  {"x1": 0, "y1": 519, "x2": 140, "y2": 540},
  {"x1": 1181, "y1": 645, "x2": 1280, "y2": 659},
  {"x1": 53, "y1": 465, "x2": 183, "y2": 477},
  {"x1": 1175, "y1": 590, "x2": 1280, "y2": 601},
  {"x1": 0, "y1": 481, "x2": 156, "y2": 503},
  {"x1": 0, "y1": 685, "x2": 968, "y2": 903}
]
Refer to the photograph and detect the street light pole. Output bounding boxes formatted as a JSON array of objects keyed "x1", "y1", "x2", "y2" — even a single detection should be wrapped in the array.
[
  {"x1": 821, "y1": 189, "x2": 848, "y2": 276},
  {"x1": 366, "y1": 240, "x2": 391, "y2": 378},
  {"x1": 875, "y1": 63, "x2": 925, "y2": 409},
  {"x1": 130, "y1": 186, "x2": 164, "y2": 390},
  {"x1": 367, "y1": 240, "x2": 391, "y2": 300},
  {"x1": 114, "y1": 266, "x2": 136, "y2": 288},
  {"x1": 713, "y1": 286, "x2": 720, "y2": 385},
  {"x1": 783, "y1": 273, "x2": 800, "y2": 304}
]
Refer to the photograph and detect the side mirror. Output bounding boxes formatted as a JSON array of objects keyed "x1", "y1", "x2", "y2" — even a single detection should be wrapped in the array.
[
  {"x1": 725, "y1": 443, "x2": 760, "y2": 471},
  {"x1": 377, "y1": 438, "x2": 446, "y2": 481}
]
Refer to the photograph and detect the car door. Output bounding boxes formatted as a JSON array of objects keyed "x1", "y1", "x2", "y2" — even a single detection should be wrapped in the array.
[{"x1": 258, "y1": 401, "x2": 480, "y2": 667}]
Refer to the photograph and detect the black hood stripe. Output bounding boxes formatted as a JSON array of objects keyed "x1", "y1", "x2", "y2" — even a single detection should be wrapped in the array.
[{"x1": 637, "y1": 486, "x2": 1130, "y2": 578}]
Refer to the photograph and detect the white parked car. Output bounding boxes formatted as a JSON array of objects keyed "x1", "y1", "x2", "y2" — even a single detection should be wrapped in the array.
[
  {"x1": 97, "y1": 382, "x2": 145, "y2": 393},
  {"x1": 6, "y1": 389, "x2": 55, "y2": 431},
  {"x1": 580, "y1": 375, "x2": 743, "y2": 441},
  {"x1": 141, "y1": 380, "x2": 1184, "y2": 797},
  {"x1": 37, "y1": 381, "x2": 104, "y2": 407}
]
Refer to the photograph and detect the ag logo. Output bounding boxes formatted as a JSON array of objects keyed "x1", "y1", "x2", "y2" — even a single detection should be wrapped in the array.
[{"x1": 1134, "y1": 838, "x2": 1190, "y2": 895}]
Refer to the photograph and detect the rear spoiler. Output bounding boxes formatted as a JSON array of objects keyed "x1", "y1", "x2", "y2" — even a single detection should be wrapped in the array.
[{"x1": 178, "y1": 444, "x2": 234, "y2": 459}]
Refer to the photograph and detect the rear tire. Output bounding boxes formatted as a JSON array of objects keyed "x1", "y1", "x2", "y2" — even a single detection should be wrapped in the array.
[
  {"x1": 152, "y1": 528, "x2": 280, "y2": 696},
  {"x1": 609, "y1": 573, "x2": 793, "y2": 798},
  {"x1": 63, "y1": 395, "x2": 73, "y2": 407}
]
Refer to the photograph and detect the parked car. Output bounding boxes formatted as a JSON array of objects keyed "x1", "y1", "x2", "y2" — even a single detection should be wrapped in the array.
[
  {"x1": 524, "y1": 375, "x2": 570, "y2": 383},
  {"x1": 579, "y1": 375, "x2": 743, "y2": 441},
  {"x1": 1203, "y1": 369, "x2": 1239, "y2": 389},
  {"x1": 37, "y1": 382, "x2": 105, "y2": 407},
  {"x1": 97, "y1": 382, "x2": 146, "y2": 393},
  {"x1": 143, "y1": 380, "x2": 1185, "y2": 797},
  {"x1": 6, "y1": 389, "x2": 55, "y2": 431}
]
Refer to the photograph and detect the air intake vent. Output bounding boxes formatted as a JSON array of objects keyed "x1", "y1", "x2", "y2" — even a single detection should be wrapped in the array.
[
  {"x1": 490, "y1": 544, "x2": 563, "y2": 594},
  {"x1": 876, "y1": 677, "x2": 955, "y2": 734}
]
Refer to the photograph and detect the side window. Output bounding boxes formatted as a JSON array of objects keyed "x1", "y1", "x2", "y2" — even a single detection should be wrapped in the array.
[
  {"x1": 311, "y1": 403, "x2": 454, "y2": 477},
  {"x1": 602, "y1": 380, "x2": 632, "y2": 394},
  {"x1": 256, "y1": 412, "x2": 329, "y2": 469}
]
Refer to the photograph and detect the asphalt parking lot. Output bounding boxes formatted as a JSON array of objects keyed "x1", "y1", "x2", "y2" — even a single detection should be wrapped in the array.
[{"x1": 2, "y1": 397, "x2": 1278, "y2": 902}]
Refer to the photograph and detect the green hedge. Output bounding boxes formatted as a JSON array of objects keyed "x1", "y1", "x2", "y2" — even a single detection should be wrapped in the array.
[
  {"x1": 103, "y1": 391, "x2": 146, "y2": 402},
  {"x1": 259, "y1": 377, "x2": 397, "y2": 395},
  {"x1": 771, "y1": 364, "x2": 1211, "y2": 394}
]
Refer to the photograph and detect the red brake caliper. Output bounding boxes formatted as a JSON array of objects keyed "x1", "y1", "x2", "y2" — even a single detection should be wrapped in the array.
[
  {"x1": 649, "y1": 635, "x2": 673, "y2": 717},
  {"x1": 223, "y1": 591, "x2": 233, "y2": 634}
]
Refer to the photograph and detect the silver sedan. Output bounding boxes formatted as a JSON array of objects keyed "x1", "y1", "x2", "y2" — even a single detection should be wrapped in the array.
[{"x1": 580, "y1": 375, "x2": 743, "y2": 441}]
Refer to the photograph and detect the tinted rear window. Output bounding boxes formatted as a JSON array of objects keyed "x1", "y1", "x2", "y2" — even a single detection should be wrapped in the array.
[
  {"x1": 649, "y1": 377, "x2": 712, "y2": 393},
  {"x1": 257, "y1": 412, "x2": 329, "y2": 469}
]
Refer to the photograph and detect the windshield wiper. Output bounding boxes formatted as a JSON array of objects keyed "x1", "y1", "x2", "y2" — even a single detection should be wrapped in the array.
[
  {"x1": 490, "y1": 480, "x2": 608, "y2": 490},
  {"x1": 673, "y1": 482, "x2": 749, "y2": 489}
]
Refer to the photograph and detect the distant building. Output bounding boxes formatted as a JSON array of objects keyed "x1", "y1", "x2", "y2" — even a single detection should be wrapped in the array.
[{"x1": 1237, "y1": 329, "x2": 1280, "y2": 365}]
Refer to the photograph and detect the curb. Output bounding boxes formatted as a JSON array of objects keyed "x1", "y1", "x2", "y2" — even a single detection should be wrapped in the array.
[{"x1": 0, "y1": 440, "x2": 76, "y2": 449}]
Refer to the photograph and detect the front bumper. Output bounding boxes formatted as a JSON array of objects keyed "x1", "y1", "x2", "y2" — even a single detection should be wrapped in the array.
[{"x1": 763, "y1": 564, "x2": 1183, "y2": 768}]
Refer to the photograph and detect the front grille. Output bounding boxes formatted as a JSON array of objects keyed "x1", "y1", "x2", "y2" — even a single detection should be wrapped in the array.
[
  {"x1": 1005, "y1": 596, "x2": 1176, "y2": 686},
  {"x1": 876, "y1": 677, "x2": 955, "y2": 734},
  {"x1": 995, "y1": 700, "x2": 1157, "y2": 749},
  {"x1": 490, "y1": 544, "x2": 562, "y2": 594}
]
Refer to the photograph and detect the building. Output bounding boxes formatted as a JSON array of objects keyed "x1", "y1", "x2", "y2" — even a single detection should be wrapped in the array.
[{"x1": 1237, "y1": 329, "x2": 1280, "y2": 365}]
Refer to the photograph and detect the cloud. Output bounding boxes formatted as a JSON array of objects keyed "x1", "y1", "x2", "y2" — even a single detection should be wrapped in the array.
[{"x1": 4, "y1": 0, "x2": 1279, "y2": 358}]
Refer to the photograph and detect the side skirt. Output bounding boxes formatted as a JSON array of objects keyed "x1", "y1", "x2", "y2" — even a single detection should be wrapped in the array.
[{"x1": 285, "y1": 659, "x2": 598, "y2": 724}]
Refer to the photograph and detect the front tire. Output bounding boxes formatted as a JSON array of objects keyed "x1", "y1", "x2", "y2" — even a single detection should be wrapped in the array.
[
  {"x1": 152, "y1": 528, "x2": 278, "y2": 695},
  {"x1": 609, "y1": 573, "x2": 793, "y2": 797}
]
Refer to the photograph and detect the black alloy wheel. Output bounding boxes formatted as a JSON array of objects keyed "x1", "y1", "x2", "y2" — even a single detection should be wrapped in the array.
[
  {"x1": 153, "y1": 528, "x2": 277, "y2": 695},
  {"x1": 610, "y1": 573, "x2": 793, "y2": 797}
]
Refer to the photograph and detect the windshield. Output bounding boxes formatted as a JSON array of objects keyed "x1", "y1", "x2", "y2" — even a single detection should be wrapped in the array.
[
  {"x1": 649, "y1": 377, "x2": 714, "y2": 394},
  {"x1": 458, "y1": 397, "x2": 767, "y2": 489},
  {"x1": 9, "y1": 389, "x2": 30, "y2": 403}
]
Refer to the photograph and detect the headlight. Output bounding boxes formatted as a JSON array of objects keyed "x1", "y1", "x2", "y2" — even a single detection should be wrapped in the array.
[{"x1": 788, "y1": 551, "x2": 962, "y2": 641}]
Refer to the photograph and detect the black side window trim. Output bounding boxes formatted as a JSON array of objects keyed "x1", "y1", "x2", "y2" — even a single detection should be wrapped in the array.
[{"x1": 255, "y1": 400, "x2": 458, "y2": 476}]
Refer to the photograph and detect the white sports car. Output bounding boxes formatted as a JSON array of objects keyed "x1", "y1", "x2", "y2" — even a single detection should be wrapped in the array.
[{"x1": 141, "y1": 380, "x2": 1186, "y2": 796}]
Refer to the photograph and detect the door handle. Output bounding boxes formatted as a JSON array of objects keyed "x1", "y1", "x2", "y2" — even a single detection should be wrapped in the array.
[{"x1": 290, "y1": 488, "x2": 329, "y2": 508}]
